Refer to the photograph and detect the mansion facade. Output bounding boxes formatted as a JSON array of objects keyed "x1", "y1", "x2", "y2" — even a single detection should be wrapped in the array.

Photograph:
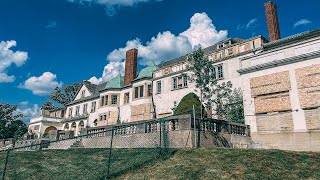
[{"x1": 29, "y1": 2, "x2": 320, "y2": 151}]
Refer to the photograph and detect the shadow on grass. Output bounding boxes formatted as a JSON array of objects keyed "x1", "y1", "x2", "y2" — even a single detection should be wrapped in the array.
[{"x1": 108, "y1": 148, "x2": 177, "y2": 179}]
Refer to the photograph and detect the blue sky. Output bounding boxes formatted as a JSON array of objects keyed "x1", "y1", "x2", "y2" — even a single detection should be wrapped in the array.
[{"x1": 0, "y1": 0, "x2": 319, "y2": 122}]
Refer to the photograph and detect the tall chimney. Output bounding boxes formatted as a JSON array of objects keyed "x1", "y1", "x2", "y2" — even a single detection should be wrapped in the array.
[
  {"x1": 264, "y1": 1, "x2": 281, "y2": 42},
  {"x1": 124, "y1": 48, "x2": 138, "y2": 86}
]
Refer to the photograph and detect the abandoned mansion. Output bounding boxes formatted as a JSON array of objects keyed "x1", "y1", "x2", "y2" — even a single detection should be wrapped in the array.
[{"x1": 28, "y1": 2, "x2": 320, "y2": 151}]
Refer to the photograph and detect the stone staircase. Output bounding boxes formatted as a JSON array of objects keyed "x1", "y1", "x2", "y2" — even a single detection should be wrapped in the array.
[{"x1": 210, "y1": 132, "x2": 231, "y2": 148}]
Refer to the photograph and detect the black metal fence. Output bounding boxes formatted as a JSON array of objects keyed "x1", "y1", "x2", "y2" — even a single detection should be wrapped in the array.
[{"x1": 0, "y1": 115, "x2": 250, "y2": 180}]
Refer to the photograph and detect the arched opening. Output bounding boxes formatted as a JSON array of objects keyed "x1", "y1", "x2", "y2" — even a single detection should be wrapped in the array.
[
  {"x1": 71, "y1": 122, "x2": 77, "y2": 132},
  {"x1": 44, "y1": 126, "x2": 57, "y2": 134},
  {"x1": 93, "y1": 119, "x2": 98, "y2": 127},
  {"x1": 78, "y1": 121, "x2": 84, "y2": 134},
  {"x1": 64, "y1": 123, "x2": 69, "y2": 131}
]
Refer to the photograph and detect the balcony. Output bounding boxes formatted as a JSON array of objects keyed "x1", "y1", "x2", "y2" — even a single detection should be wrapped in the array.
[
  {"x1": 30, "y1": 116, "x2": 63, "y2": 124},
  {"x1": 63, "y1": 113, "x2": 89, "y2": 122}
]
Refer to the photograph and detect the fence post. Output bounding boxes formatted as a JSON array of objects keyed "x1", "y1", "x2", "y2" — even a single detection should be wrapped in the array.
[
  {"x1": 106, "y1": 127, "x2": 115, "y2": 179},
  {"x1": 159, "y1": 119, "x2": 162, "y2": 155},
  {"x1": 2, "y1": 149, "x2": 11, "y2": 180},
  {"x1": 197, "y1": 118, "x2": 201, "y2": 148}
]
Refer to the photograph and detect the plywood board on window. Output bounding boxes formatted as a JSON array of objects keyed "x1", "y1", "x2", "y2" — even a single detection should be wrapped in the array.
[
  {"x1": 295, "y1": 64, "x2": 320, "y2": 108},
  {"x1": 296, "y1": 64, "x2": 320, "y2": 89},
  {"x1": 254, "y1": 92, "x2": 291, "y2": 113},
  {"x1": 250, "y1": 71, "x2": 291, "y2": 97}
]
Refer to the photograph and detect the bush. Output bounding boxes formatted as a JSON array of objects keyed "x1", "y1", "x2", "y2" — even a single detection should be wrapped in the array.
[{"x1": 174, "y1": 93, "x2": 206, "y2": 117}]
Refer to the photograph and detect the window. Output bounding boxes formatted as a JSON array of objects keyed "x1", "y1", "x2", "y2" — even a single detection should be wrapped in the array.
[
  {"x1": 91, "y1": 101, "x2": 96, "y2": 113},
  {"x1": 147, "y1": 84, "x2": 152, "y2": 96},
  {"x1": 111, "y1": 95, "x2": 118, "y2": 105},
  {"x1": 157, "y1": 81, "x2": 161, "y2": 94},
  {"x1": 124, "y1": 93, "x2": 130, "y2": 104},
  {"x1": 75, "y1": 106, "x2": 80, "y2": 116},
  {"x1": 101, "y1": 96, "x2": 105, "y2": 107},
  {"x1": 68, "y1": 108, "x2": 73, "y2": 117},
  {"x1": 217, "y1": 64, "x2": 224, "y2": 79},
  {"x1": 105, "y1": 95, "x2": 109, "y2": 106},
  {"x1": 227, "y1": 48, "x2": 233, "y2": 55},
  {"x1": 183, "y1": 76, "x2": 188, "y2": 87},
  {"x1": 83, "y1": 104, "x2": 88, "y2": 115},
  {"x1": 178, "y1": 76, "x2": 183, "y2": 88},
  {"x1": 211, "y1": 67, "x2": 216, "y2": 80},
  {"x1": 104, "y1": 114, "x2": 107, "y2": 120},
  {"x1": 134, "y1": 86, "x2": 144, "y2": 99},
  {"x1": 81, "y1": 90, "x2": 85, "y2": 98},
  {"x1": 172, "y1": 75, "x2": 188, "y2": 90},
  {"x1": 139, "y1": 85, "x2": 144, "y2": 97},
  {"x1": 100, "y1": 115, "x2": 103, "y2": 121},
  {"x1": 135, "y1": 87, "x2": 139, "y2": 98},
  {"x1": 93, "y1": 119, "x2": 98, "y2": 126}
]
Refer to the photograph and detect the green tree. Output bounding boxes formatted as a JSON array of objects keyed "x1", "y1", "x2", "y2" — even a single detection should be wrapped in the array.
[
  {"x1": 187, "y1": 47, "x2": 232, "y2": 118},
  {"x1": 48, "y1": 82, "x2": 82, "y2": 106},
  {"x1": 215, "y1": 88, "x2": 245, "y2": 123},
  {"x1": 41, "y1": 101, "x2": 57, "y2": 110},
  {"x1": 0, "y1": 103, "x2": 27, "y2": 140},
  {"x1": 187, "y1": 48, "x2": 244, "y2": 123},
  {"x1": 174, "y1": 93, "x2": 206, "y2": 117}
]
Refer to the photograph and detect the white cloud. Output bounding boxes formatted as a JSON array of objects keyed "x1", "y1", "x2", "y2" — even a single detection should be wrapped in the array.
[
  {"x1": 91, "y1": 12, "x2": 227, "y2": 84},
  {"x1": 20, "y1": 72, "x2": 63, "y2": 96},
  {"x1": 294, "y1": 19, "x2": 312, "y2": 28},
  {"x1": 181, "y1": 12, "x2": 228, "y2": 47},
  {"x1": 0, "y1": 40, "x2": 28, "y2": 83},
  {"x1": 67, "y1": 0, "x2": 162, "y2": 16},
  {"x1": 46, "y1": 21, "x2": 57, "y2": 29},
  {"x1": 19, "y1": 101, "x2": 29, "y2": 106},
  {"x1": 246, "y1": 18, "x2": 258, "y2": 29},
  {"x1": 17, "y1": 104, "x2": 41, "y2": 124}
]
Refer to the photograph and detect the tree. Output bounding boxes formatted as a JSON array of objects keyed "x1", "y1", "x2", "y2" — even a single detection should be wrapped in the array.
[
  {"x1": 174, "y1": 93, "x2": 206, "y2": 117},
  {"x1": 48, "y1": 82, "x2": 82, "y2": 106},
  {"x1": 187, "y1": 47, "x2": 244, "y2": 123},
  {"x1": 41, "y1": 101, "x2": 57, "y2": 110},
  {"x1": 215, "y1": 88, "x2": 245, "y2": 123},
  {"x1": 187, "y1": 48, "x2": 231, "y2": 118},
  {"x1": 0, "y1": 103, "x2": 27, "y2": 140}
]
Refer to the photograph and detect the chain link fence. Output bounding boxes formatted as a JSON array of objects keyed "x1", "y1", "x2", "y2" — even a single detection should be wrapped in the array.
[
  {"x1": 0, "y1": 117, "x2": 177, "y2": 180},
  {"x1": 0, "y1": 114, "x2": 250, "y2": 179}
]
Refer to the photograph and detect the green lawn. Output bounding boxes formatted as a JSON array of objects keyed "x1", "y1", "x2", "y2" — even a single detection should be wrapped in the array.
[{"x1": 1, "y1": 148, "x2": 320, "y2": 180}]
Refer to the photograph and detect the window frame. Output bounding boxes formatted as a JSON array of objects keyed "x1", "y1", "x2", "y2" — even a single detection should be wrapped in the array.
[
  {"x1": 111, "y1": 95, "x2": 118, "y2": 105},
  {"x1": 156, "y1": 81, "x2": 161, "y2": 94}
]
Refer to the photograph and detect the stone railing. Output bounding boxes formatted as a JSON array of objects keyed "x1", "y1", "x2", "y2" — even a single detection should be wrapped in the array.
[{"x1": 200, "y1": 118, "x2": 250, "y2": 136}]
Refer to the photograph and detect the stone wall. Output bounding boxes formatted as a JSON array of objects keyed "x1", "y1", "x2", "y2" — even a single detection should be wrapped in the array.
[
  {"x1": 304, "y1": 108, "x2": 320, "y2": 130},
  {"x1": 256, "y1": 112, "x2": 293, "y2": 132},
  {"x1": 131, "y1": 103, "x2": 153, "y2": 122}
]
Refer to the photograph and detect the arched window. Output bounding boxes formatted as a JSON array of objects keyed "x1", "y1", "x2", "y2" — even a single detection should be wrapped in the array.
[
  {"x1": 78, "y1": 121, "x2": 84, "y2": 131},
  {"x1": 64, "y1": 123, "x2": 69, "y2": 130},
  {"x1": 93, "y1": 119, "x2": 98, "y2": 127}
]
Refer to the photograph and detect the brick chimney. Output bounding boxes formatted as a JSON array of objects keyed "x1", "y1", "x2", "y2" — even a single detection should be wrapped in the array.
[
  {"x1": 264, "y1": 1, "x2": 281, "y2": 42},
  {"x1": 124, "y1": 48, "x2": 138, "y2": 86}
]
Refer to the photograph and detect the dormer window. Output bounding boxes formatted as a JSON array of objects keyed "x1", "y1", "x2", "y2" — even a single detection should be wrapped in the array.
[{"x1": 81, "y1": 90, "x2": 85, "y2": 98}]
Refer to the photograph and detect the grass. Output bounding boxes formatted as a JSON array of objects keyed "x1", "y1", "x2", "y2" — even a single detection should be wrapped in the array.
[{"x1": 1, "y1": 148, "x2": 320, "y2": 180}]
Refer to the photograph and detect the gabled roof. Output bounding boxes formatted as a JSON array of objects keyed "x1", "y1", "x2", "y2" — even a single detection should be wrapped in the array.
[
  {"x1": 134, "y1": 61, "x2": 158, "y2": 80},
  {"x1": 104, "y1": 74, "x2": 124, "y2": 89}
]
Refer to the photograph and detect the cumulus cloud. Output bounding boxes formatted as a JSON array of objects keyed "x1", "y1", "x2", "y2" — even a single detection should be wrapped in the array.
[
  {"x1": 20, "y1": 72, "x2": 63, "y2": 96},
  {"x1": 294, "y1": 19, "x2": 312, "y2": 28},
  {"x1": 19, "y1": 101, "x2": 29, "y2": 106},
  {"x1": 17, "y1": 104, "x2": 41, "y2": 124},
  {"x1": 0, "y1": 40, "x2": 28, "y2": 83},
  {"x1": 91, "y1": 12, "x2": 227, "y2": 84},
  {"x1": 67, "y1": 0, "x2": 162, "y2": 16}
]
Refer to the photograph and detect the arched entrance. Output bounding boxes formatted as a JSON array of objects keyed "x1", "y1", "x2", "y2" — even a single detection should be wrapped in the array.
[
  {"x1": 78, "y1": 121, "x2": 84, "y2": 133},
  {"x1": 44, "y1": 126, "x2": 57, "y2": 134},
  {"x1": 71, "y1": 122, "x2": 77, "y2": 132}
]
